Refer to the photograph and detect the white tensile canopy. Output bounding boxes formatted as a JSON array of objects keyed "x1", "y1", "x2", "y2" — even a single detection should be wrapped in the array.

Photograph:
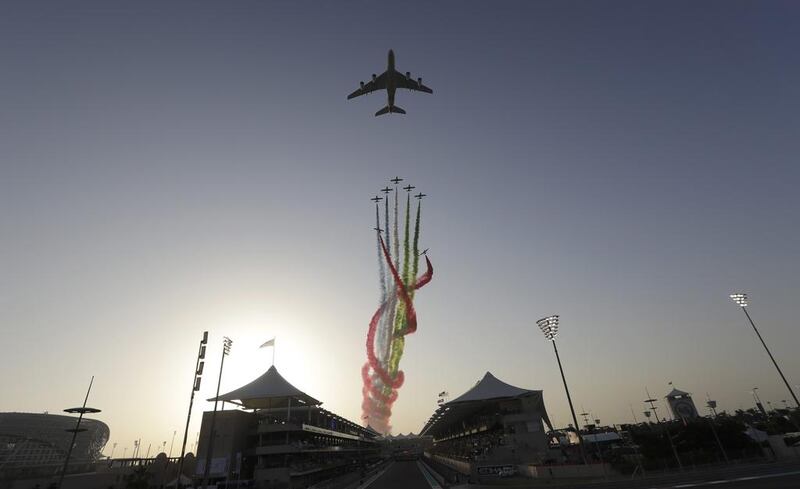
[
  {"x1": 209, "y1": 365, "x2": 321, "y2": 409},
  {"x1": 420, "y1": 371, "x2": 553, "y2": 438},
  {"x1": 448, "y1": 372, "x2": 536, "y2": 404}
]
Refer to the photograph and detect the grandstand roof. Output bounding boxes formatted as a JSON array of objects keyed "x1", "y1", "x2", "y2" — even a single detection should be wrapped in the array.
[
  {"x1": 419, "y1": 372, "x2": 552, "y2": 438},
  {"x1": 448, "y1": 372, "x2": 534, "y2": 403},
  {"x1": 210, "y1": 365, "x2": 321, "y2": 409}
]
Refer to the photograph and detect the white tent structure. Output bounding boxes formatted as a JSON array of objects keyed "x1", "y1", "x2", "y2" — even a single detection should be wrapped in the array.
[
  {"x1": 420, "y1": 372, "x2": 554, "y2": 465},
  {"x1": 209, "y1": 365, "x2": 320, "y2": 409}
]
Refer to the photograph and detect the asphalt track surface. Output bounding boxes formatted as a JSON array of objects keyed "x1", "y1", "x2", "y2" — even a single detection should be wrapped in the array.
[
  {"x1": 567, "y1": 463, "x2": 800, "y2": 489},
  {"x1": 362, "y1": 460, "x2": 800, "y2": 489},
  {"x1": 363, "y1": 461, "x2": 438, "y2": 489}
]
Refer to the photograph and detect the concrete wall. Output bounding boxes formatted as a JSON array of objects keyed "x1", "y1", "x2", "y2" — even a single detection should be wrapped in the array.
[
  {"x1": 520, "y1": 463, "x2": 611, "y2": 479},
  {"x1": 425, "y1": 453, "x2": 471, "y2": 474},
  {"x1": 196, "y1": 409, "x2": 257, "y2": 479}
]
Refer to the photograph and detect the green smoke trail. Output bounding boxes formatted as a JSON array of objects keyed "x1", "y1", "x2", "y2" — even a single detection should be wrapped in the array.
[
  {"x1": 384, "y1": 194, "x2": 391, "y2": 272},
  {"x1": 410, "y1": 199, "x2": 421, "y2": 298},
  {"x1": 402, "y1": 192, "x2": 411, "y2": 287},
  {"x1": 393, "y1": 185, "x2": 400, "y2": 272},
  {"x1": 387, "y1": 191, "x2": 412, "y2": 375}
]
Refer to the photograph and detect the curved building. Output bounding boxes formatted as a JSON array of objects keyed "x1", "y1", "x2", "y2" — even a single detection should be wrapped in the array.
[{"x1": 0, "y1": 412, "x2": 109, "y2": 474}]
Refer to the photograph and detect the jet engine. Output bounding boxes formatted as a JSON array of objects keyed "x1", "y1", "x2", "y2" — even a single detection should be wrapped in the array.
[
  {"x1": 406, "y1": 71, "x2": 411, "y2": 80},
  {"x1": 360, "y1": 81, "x2": 365, "y2": 88},
  {"x1": 417, "y1": 77, "x2": 422, "y2": 85},
  {"x1": 372, "y1": 74, "x2": 377, "y2": 81}
]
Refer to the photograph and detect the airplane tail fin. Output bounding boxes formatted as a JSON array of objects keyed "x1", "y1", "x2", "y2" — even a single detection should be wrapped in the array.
[{"x1": 375, "y1": 105, "x2": 406, "y2": 116}]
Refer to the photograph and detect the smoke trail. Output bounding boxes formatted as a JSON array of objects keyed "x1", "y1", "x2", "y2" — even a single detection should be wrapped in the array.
[
  {"x1": 402, "y1": 192, "x2": 412, "y2": 287},
  {"x1": 411, "y1": 198, "x2": 422, "y2": 294},
  {"x1": 374, "y1": 208, "x2": 392, "y2": 387},
  {"x1": 361, "y1": 253, "x2": 434, "y2": 431},
  {"x1": 384, "y1": 187, "x2": 399, "y2": 368},
  {"x1": 375, "y1": 204, "x2": 387, "y2": 300},
  {"x1": 361, "y1": 182, "x2": 433, "y2": 434},
  {"x1": 393, "y1": 185, "x2": 400, "y2": 277}
]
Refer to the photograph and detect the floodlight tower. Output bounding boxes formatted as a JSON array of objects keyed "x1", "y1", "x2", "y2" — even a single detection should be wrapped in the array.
[
  {"x1": 201, "y1": 336, "x2": 233, "y2": 489},
  {"x1": 729, "y1": 293, "x2": 799, "y2": 407},
  {"x1": 176, "y1": 331, "x2": 208, "y2": 488},
  {"x1": 536, "y1": 315, "x2": 587, "y2": 464},
  {"x1": 57, "y1": 376, "x2": 101, "y2": 489}
]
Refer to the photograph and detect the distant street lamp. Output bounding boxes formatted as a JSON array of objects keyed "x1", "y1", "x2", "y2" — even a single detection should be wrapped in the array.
[
  {"x1": 536, "y1": 315, "x2": 587, "y2": 464},
  {"x1": 730, "y1": 293, "x2": 799, "y2": 407},
  {"x1": 57, "y1": 376, "x2": 101, "y2": 489},
  {"x1": 706, "y1": 399, "x2": 718, "y2": 417},
  {"x1": 750, "y1": 386, "x2": 765, "y2": 415},
  {"x1": 201, "y1": 336, "x2": 233, "y2": 489},
  {"x1": 645, "y1": 388, "x2": 682, "y2": 471}
]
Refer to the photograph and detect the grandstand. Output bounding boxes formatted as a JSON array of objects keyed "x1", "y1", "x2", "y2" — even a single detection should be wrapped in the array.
[
  {"x1": 196, "y1": 365, "x2": 379, "y2": 488},
  {"x1": 420, "y1": 372, "x2": 556, "y2": 477}
]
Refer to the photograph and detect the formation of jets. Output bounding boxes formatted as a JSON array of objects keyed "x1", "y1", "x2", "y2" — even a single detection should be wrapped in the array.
[
  {"x1": 371, "y1": 178, "x2": 428, "y2": 260},
  {"x1": 348, "y1": 50, "x2": 433, "y2": 116}
]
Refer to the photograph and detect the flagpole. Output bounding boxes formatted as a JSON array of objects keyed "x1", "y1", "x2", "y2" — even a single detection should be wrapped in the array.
[{"x1": 260, "y1": 338, "x2": 276, "y2": 367}]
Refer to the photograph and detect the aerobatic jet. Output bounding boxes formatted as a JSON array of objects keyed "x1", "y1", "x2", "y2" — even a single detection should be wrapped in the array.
[{"x1": 347, "y1": 50, "x2": 433, "y2": 116}]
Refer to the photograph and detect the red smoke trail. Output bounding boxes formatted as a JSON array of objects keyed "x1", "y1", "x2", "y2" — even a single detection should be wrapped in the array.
[{"x1": 361, "y1": 236, "x2": 433, "y2": 431}]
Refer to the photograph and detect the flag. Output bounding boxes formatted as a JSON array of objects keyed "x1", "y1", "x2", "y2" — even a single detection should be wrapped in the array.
[{"x1": 260, "y1": 338, "x2": 275, "y2": 348}]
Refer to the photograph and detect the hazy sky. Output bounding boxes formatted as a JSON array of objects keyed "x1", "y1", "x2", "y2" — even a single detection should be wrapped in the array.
[{"x1": 2, "y1": 1, "x2": 799, "y2": 455}]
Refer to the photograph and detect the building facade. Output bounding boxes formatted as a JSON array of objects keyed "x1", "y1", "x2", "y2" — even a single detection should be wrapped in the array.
[
  {"x1": 0, "y1": 412, "x2": 109, "y2": 479},
  {"x1": 420, "y1": 372, "x2": 555, "y2": 480},
  {"x1": 195, "y1": 366, "x2": 378, "y2": 489}
]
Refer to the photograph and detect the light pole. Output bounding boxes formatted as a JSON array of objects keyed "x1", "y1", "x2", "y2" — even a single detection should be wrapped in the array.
[
  {"x1": 645, "y1": 388, "x2": 682, "y2": 471},
  {"x1": 201, "y1": 336, "x2": 233, "y2": 489},
  {"x1": 57, "y1": 376, "x2": 101, "y2": 489},
  {"x1": 536, "y1": 315, "x2": 587, "y2": 464},
  {"x1": 176, "y1": 331, "x2": 208, "y2": 489},
  {"x1": 750, "y1": 386, "x2": 766, "y2": 415},
  {"x1": 730, "y1": 293, "x2": 799, "y2": 408}
]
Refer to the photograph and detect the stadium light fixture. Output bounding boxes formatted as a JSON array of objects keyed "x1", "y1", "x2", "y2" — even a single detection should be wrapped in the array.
[
  {"x1": 536, "y1": 315, "x2": 559, "y2": 340},
  {"x1": 201, "y1": 337, "x2": 234, "y2": 489},
  {"x1": 729, "y1": 292, "x2": 799, "y2": 408},
  {"x1": 176, "y1": 331, "x2": 208, "y2": 489},
  {"x1": 536, "y1": 314, "x2": 586, "y2": 464},
  {"x1": 729, "y1": 293, "x2": 747, "y2": 307}
]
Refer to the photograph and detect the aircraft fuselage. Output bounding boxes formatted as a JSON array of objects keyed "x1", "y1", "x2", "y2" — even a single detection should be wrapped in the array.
[{"x1": 386, "y1": 49, "x2": 397, "y2": 109}]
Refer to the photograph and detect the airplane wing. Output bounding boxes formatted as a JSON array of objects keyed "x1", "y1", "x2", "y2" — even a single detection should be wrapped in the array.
[
  {"x1": 347, "y1": 72, "x2": 387, "y2": 99},
  {"x1": 393, "y1": 71, "x2": 433, "y2": 94}
]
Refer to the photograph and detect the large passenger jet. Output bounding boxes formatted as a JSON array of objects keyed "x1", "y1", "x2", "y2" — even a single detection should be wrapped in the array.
[{"x1": 347, "y1": 50, "x2": 433, "y2": 116}]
